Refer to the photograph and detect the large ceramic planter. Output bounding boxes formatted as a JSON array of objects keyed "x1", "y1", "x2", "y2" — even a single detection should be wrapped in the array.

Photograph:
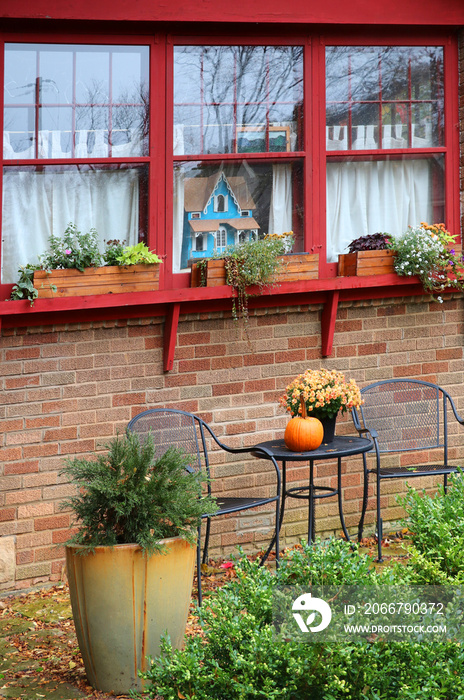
[
  {"x1": 66, "y1": 538, "x2": 195, "y2": 694},
  {"x1": 338, "y1": 249, "x2": 396, "y2": 276},
  {"x1": 190, "y1": 253, "x2": 319, "y2": 287},
  {"x1": 33, "y1": 263, "x2": 160, "y2": 298}
]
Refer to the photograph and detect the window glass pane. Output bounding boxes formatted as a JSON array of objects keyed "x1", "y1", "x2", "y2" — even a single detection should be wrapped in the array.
[
  {"x1": 40, "y1": 48, "x2": 75, "y2": 104},
  {"x1": 326, "y1": 46, "x2": 444, "y2": 150},
  {"x1": 1, "y1": 164, "x2": 148, "y2": 283},
  {"x1": 3, "y1": 107, "x2": 35, "y2": 158},
  {"x1": 4, "y1": 44, "x2": 149, "y2": 159},
  {"x1": 326, "y1": 156, "x2": 444, "y2": 261},
  {"x1": 174, "y1": 46, "x2": 303, "y2": 155},
  {"x1": 173, "y1": 160, "x2": 304, "y2": 272},
  {"x1": 4, "y1": 47, "x2": 36, "y2": 105}
]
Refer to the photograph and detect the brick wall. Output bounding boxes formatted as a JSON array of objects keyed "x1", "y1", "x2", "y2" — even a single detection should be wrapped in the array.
[
  {"x1": 1, "y1": 293, "x2": 464, "y2": 591},
  {"x1": 460, "y1": 30, "x2": 464, "y2": 234}
]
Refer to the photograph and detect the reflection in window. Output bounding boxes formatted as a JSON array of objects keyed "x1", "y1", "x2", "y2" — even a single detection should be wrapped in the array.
[
  {"x1": 173, "y1": 160, "x2": 303, "y2": 272},
  {"x1": 3, "y1": 43, "x2": 149, "y2": 159},
  {"x1": 325, "y1": 46, "x2": 444, "y2": 151},
  {"x1": 325, "y1": 45, "x2": 445, "y2": 262},
  {"x1": 174, "y1": 46, "x2": 303, "y2": 155}
]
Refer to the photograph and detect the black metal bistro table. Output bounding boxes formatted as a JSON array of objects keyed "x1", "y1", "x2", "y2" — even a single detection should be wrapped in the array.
[{"x1": 253, "y1": 436, "x2": 373, "y2": 544}]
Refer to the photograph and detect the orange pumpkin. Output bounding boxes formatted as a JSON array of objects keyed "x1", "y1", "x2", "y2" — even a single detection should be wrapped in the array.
[{"x1": 284, "y1": 395, "x2": 323, "y2": 452}]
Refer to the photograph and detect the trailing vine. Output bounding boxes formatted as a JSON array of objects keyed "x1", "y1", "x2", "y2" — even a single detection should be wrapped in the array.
[{"x1": 219, "y1": 236, "x2": 291, "y2": 339}]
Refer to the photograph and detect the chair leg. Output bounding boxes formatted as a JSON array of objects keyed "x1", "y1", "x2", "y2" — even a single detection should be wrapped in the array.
[
  {"x1": 376, "y1": 473, "x2": 383, "y2": 563},
  {"x1": 358, "y1": 456, "x2": 369, "y2": 542},
  {"x1": 260, "y1": 498, "x2": 280, "y2": 568},
  {"x1": 197, "y1": 524, "x2": 203, "y2": 606},
  {"x1": 197, "y1": 523, "x2": 203, "y2": 605},
  {"x1": 444, "y1": 473, "x2": 448, "y2": 495},
  {"x1": 202, "y1": 517, "x2": 211, "y2": 565}
]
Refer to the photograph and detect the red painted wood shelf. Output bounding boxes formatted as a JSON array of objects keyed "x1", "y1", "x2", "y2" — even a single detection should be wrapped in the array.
[{"x1": 0, "y1": 274, "x2": 425, "y2": 371}]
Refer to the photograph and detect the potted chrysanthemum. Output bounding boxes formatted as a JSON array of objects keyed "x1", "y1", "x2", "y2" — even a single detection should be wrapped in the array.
[{"x1": 279, "y1": 368, "x2": 363, "y2": 442}]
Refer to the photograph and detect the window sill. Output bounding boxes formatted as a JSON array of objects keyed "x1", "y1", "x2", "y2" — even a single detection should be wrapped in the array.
[{"x1": 0, "y1": 273, "x2": 425, "y2": 370}]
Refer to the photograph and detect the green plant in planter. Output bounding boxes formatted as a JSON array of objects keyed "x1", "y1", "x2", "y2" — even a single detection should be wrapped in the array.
[
  {"x1": 10, "y1": 264, "x2": 40, "y2": 305},
  {"x1": 60, "y1": 431, "x2": 217, "y2": 695},
  {"x1": 346, "y1": 232, "x2": 389, "y2": 253},
  {"x1": 40, "y1": 222, "x2": 103, "y2": 271},
  {"x1": 115, "y1": 241, "x2": 162, "y2": 266},
  {"x1": 387, "y1": 222, "x2": 464, "y2": 302},
  {"x1": 102, "y1": 238, "x2": 126, "y2": 265},
  {"x1": 60, "y1": 431, "x2": 216, "y2": 554},
  {"x1": 198, "y1": 236, "x2": 290, "y2": 336}
]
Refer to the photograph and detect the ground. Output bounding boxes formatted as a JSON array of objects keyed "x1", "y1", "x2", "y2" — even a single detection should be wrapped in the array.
[{"x1": 0, "y1": 535, "x2": 409, "y2": 700}]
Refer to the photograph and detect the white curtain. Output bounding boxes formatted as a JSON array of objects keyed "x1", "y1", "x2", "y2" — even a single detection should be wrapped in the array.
[
  {"x1": 2, "y1": 169, "x2": 139, "y2": 283},
  {"x1": 326, "y1": 159, "x2": 434, "y2": 262},
  {"x1": 269, "y1": 163, "x2": 293, "y2": 235},
  {"x1": 172, "y1": 168, "x2": 185, "y2": 274}
]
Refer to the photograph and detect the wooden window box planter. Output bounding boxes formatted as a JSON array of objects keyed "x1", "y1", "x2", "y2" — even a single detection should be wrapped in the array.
[
  {"x1": 190, "y1": 253, "x2": 319, "y2": 287},
  {"x1": 33, "y1": 264, "x2": 161, "y2": 298},
  {"x1": 338, "y1": 250, "x2": 396, "y2": 277}
]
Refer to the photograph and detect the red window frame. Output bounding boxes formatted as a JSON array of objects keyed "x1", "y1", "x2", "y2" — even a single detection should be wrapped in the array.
[
  {"x1": 0, "y1": 27, "x2": 460, "y2": 299},
  {"x1": 165, "y1": 34, "x2": 308, "y2": 290},
  {"x1": 315, "y1": 29, "x2": 460, "y2": 278},
  {"x1": 0, "y1": 33, "x2": 163, "y2": 299}
]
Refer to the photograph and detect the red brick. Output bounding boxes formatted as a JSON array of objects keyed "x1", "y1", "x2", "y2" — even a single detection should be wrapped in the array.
[
  {"x1": 256, "y1": 315, "x2": 287, "y2": 326},
  {"x1": 43, "y1": 427, "x2": 78, "y2": 442},
  {"x1": 275, "y1": 350, "x2": 305, "y2": 363},
  {"x1": 244, "y1": 352, "x2": 275, "y2": 366},
  {"x1": 393, "y1": 364, "x2": 423, "y2": 377},
  {"x1": 225, "y1": 421, "x2": 257, "y2": 435},
  {"x1": 25, "y1": 416, "x2": 60, "y2": 429},
  {"x1": 0, "y1": 418, "x2": 24, "y2": 432},
  {"x1": 0, "y1": 508, "x2": 16, "y2": 522},
  {"x1": 288, "y1": 336, "x2": 318, "y2": 349},
  {"x1": 164, "y1": 373, "x2": 198, "y2": 387},
  {"x1": 0, "y1": 447, "x2": 23, "y2": 462},
  {"x1": 195, "y1": 344, "x2": 226, "y2": 358},
  {"x1": 422, "y1": 361, "x2": 450, "y2": 375},
  {"x1": 112, "y1": 392, "x2": 146, "y2": 407},
  {"x1": 35, "y1": 515, "x2": 70, "y2": 531},
  {"x1": 144, "y1": 337, "x2": 163, "y2": 349},
  {"x1": 16, "y1": 550, "x2": 34, "y2": 565},
  {"x1": 436, "y1": 348, "x2": 463, "y2": 360},
  {"x1": 244, "y1": 379, "x2": 275, "y2": 393},
  {"x1": 35, "y1": 546, "x2": 65, "y2": 562},
  {"x1": 179, "y1": 332, "x2": 211, "y2": 346},
  {"x1": 5, "y1": 376, "x2": 40, "y2": 390},
  {"x1": 212, "y1": 382, "x2": 244, "y2": 396},
  {"x1": 377, "y1": 305, "x2": 406, "y2": 317},
  {"x1": 358, "y1": 343, "x2": 387, "y2": 356},
  {"x1": 23, "y1": 443, "x2": 60, "y2": 458},
  {"x1": 178, "y1": 358, "x2": 211, "y2": 372},
  {"x1": 22, "y1": 332, "x2": 59, "y2": 345},
  {"x1": 4, "y1": 461, "x2": 39, "y2": 475},
  {"x1": 52, "y1": 528, "x2": 79, "y2": 544},
  {"x1": 336, "y1": 320, "x2": 363, "y2": 332},
  {"x1": 5, "y1": 347, "x2": 41, "y2": 360},
  {"x1": 211, "y1": 356, "x2": 244, "y2": 370}
]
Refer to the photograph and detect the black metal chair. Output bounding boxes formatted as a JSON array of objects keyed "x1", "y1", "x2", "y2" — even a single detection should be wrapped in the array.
[
  {"x1": 351, "y1": 379, "x2": 464, "y2": 561},
  {"x1": 127, "y1": 408, "x2": 281, "y2": 604}
]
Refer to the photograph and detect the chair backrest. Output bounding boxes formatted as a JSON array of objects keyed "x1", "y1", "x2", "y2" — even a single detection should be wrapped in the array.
[
  {"x1": 354, "y1": 379, "x2": 448, "y2": 454},
  {"x1": 127, "y1": 408, "x2": 207, "y2": 479}
]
